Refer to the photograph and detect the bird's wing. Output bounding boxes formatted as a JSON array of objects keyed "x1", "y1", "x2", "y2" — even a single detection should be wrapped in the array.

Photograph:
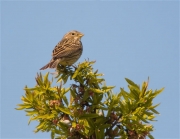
[{"x1": 52, "y1": 39, "x2": 82, "y2": 59}]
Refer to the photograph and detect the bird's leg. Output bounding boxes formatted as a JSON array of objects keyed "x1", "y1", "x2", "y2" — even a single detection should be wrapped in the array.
[{"x1": 72, "y1": 64, "x2": 77, "y2": 70}]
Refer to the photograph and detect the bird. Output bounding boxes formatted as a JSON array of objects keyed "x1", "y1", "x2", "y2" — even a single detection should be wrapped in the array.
[{"x1": 40, "y1": 30, "x2": 84, "y2": 70}]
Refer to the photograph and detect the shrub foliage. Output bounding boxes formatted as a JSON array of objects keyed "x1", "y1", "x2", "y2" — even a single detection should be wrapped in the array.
[{"x1": 16, "y1": 60, "x2": 163, "y2": 139}]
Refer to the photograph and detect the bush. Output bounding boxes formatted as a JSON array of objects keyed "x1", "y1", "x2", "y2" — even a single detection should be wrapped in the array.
[{"x1": 16, "y1": 60, "x2": 163, "y2": 139}]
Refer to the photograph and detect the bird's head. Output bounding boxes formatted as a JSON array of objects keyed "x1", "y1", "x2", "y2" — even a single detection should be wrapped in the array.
[{"x1": 64, "y1": 30, "x2": 84, "y2": 40}]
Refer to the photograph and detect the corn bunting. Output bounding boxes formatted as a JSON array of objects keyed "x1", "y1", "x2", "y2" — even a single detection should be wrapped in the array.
[{"x1": 40, "y1": 30, "x2": 84, "y2": 70}]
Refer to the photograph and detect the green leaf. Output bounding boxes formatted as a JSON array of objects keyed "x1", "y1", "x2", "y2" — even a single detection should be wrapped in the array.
[
  {"x1": 99, "y1": 124, "x2": 111, "y2": 130},
  {"x1": 102, "y1": 86, "x2": 115, "y2": 92},
  {"x1": 21, "y1": 96, "x2": 31, "y2": 103},
  {"x1": 58, "y1": 122, "x2": 69, "y2": 131},
  {"x1": 82, "y1": 91, "x2": 90, "y2": 101},
  {"x1": 54, "y1": 128, "x2": 65, "y2": 135},
  {"x1": 36, "y1": 121, "x2": 46, "y2": 129},
  {"x1": 76, "y1": 75, "x2": 84, "y2": 84},
  {"x1": 33, "y1": 114, "x2": 55, "y2": 120},
  {"x1": 95, "y1": 128, "x2": 104, "y2": 139},
  {"x1": 121, "y1": 88, "x2": 135, "y2": 101},
  {"x1": 150, "y1": 108, "x2": 160, "y2": 114},
  {"x1": 28, "y1": 116, "x2": 33, "y2": 125},
  {"x1": 24, "y1": 87, "x2": 38, "y2": 91},
  {"x1": 58, "y1": 107, "x2": 72, "y2": 115},
  {"x1": 148, "y1": 134, "x2": 154, "y2": 139},
  {"x1": 72, "y1": 68, "x2": 81, "y2": 79},
  {"x1": 96, "y1": 94, "x2": 103, "y2": 104},
  {"x1": 147, "y1": 115, "x2": 155, "y2": 120},
  {"x1": 72, "y1": 121, "x2": 76, "y2": 128},
  {"x1": 152, "y1": 88, "x2": 164, "y2": 97},
  {"x1": 125, "y1": 78, "x2": 139, "y2": 89},
  {"x1": 144, "y1": 111, "x2": 153, "y2": 116},
  {"x1": 137, "y1": 115, "x2": 149, "y2": 123},
  {"x1": 25, "y1": 110, "x2": 38, "y2": 116},
  {"x1": 70, "y1": 89, "x2": 76, "y2": 98},
  {"x1": 132, "y1": 107, "x2": 141, "y2": 115},
  {"x1": 94, "y1": 117, "x2": 108, "y2": 125},
  {"x1": 44, "y1": 72, "x2": 49, "y2": 87},
  {"x1": 120, "y1": 88, "x2": 129, "y2": 102},
  {"x1": 145, "y1": 89, "x2": 153, "y2": 97},
  {"x1": 86, "y1": 119, "x2": 95, "y2": 128},
  {"x1": 51, "y1": 130, "x2": 55, "y2": 139},
  {"x1": 79, "y1": 114, "x2": 100, "y2": 119},
  {"x1": 144, "y1": 97, "x2": 153, "y2": 107},
  {"x1": 16, "y1": 104, "x2": 33, "y2": 109},
  {"x1": 98, "y1": 106, "x2": 108, "y2": 110},
  {"x1": 35, "y1": 75, "x2": 43, "y2": 86},
  {"x1": 56, "y1": 77, "x2": 62, "y2": 83},
  {"x1": 64, "y1": 87, "x2": 70, "y2": 94},
  {"x1": 60, "y1": 88, "x2": 65, "y2": 96},
  {"x1": 96, "y1": 78, "x2": 105, "y2": 83},
  {"x1": 129, "y1": 86, "x2": 139, "y2": 101},
  {"x1": 62, "y1": 96, "x2": 69, "y2": 106},
  {"x1": 16, "y1": 106, "x2": 26, "y2": 110},
  {"x1": 149, "y1": 103, "x2": 160, "y2": 109},
  {"x1": 90, "y1": 88, "x2": 104, "y2": 93}
]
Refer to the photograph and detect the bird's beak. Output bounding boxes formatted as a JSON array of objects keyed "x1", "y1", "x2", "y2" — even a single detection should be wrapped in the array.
[{"x1": 79, "y1": 33, "x2": 84, "y2": 38}]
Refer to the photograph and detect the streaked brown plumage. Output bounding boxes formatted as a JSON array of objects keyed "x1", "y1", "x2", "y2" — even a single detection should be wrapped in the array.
[{"x1": 40, "y1": 30, "x2": 84, "y2": 70}]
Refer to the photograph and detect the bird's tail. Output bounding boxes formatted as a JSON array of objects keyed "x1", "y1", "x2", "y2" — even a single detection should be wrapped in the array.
[{"x1": 40, "y1": 59, "x2": 60, "y2": 70}]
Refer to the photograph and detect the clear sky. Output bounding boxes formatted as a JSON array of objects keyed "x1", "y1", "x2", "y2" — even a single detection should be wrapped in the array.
[{"x1": 1, "y1": 1, "x2": 179, "y2": 139}]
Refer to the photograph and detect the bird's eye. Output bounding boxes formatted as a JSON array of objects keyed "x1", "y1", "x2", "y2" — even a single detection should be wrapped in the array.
[{"x1": 71, "y1": 33, "x2": 75, "y2": 35}]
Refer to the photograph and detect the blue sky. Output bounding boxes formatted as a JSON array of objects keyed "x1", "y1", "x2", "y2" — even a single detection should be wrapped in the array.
[{"x1": 1, "y1": 1, "x2": 179, "y2": 139}]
